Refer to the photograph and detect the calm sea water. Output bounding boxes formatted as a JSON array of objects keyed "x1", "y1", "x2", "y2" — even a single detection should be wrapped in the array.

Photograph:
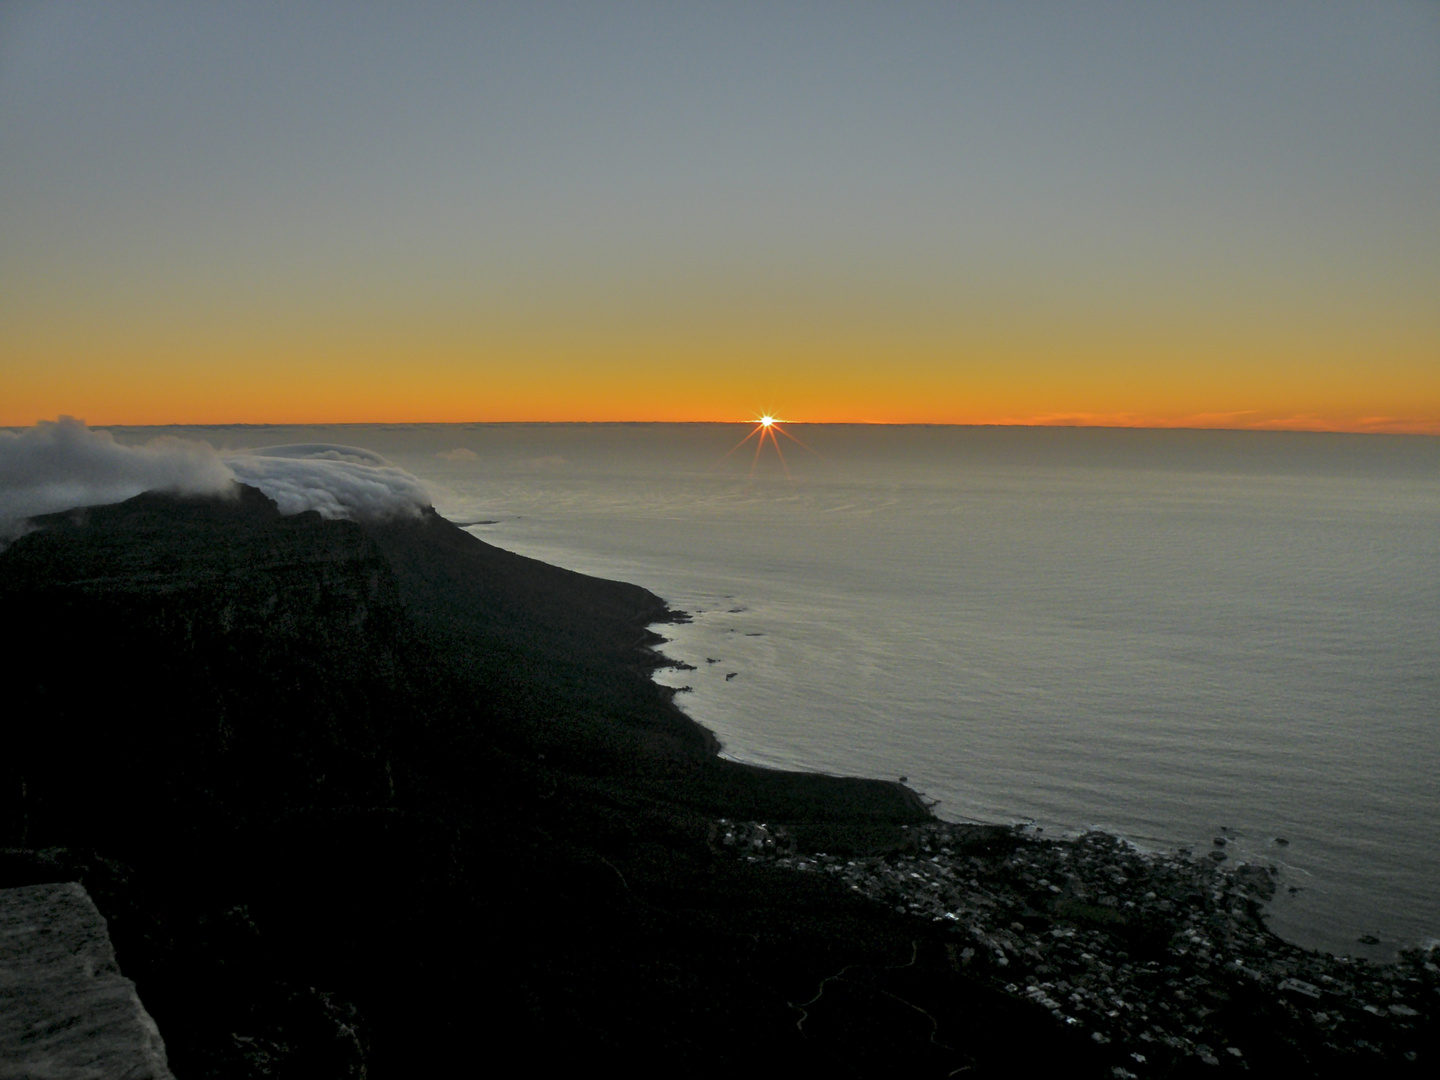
[{"x1": 132, "y1": 423, "x2": 1440, "y2": 959}]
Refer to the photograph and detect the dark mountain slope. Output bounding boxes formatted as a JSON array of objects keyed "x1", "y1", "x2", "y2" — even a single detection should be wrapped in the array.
[
  {"x1": 2, "y1": 486, "x2": 411, "y2": 848},
  {"x1": 367, "y1": 508, "x2": 934, "y2": 831},
  {"x1": 0, "y1": 488, "x2": 1096, "y2": 1078}
]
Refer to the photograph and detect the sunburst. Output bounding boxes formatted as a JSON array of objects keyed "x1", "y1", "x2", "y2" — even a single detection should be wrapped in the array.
[{"x1": 722, "y1": 413, "x2": 813, "y2": 476}]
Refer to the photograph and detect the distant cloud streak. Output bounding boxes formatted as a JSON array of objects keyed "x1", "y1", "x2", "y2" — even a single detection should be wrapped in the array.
[{"x1": 1005, "y1": 411, "x2": 1440, "y2": 435}]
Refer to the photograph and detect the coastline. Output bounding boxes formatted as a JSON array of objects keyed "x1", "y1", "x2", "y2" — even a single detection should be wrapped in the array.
[
  {"x1": 636, "y1": 592, "x2": 1434, "y2": 964},
  {"x1": 642, "y1": 607, "x2": 935, "y2": 818},
  {"x1": 2, "y1": 488, "x2": 1431, "y2": 1076},
  {"x1": 638, "y1": 600, "x2": 1438, "y2": 1069}
]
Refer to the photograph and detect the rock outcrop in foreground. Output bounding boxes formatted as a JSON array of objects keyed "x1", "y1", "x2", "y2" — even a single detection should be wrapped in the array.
[{"x1": 0, "y1": 882, "x2": 173, "y2": 1080}]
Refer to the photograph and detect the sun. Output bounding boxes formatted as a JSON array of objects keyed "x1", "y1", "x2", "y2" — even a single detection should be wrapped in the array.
[{"x1": 721, "y1": 412, "x2": 813, "y2": 476}]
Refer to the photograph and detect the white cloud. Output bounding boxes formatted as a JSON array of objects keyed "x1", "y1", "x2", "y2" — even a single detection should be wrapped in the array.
[
  {"x1": 0, "y1": 420, "x2": 433, "y2": 540},
  {"x1": 0, "y1": 417, "x2": 234, "y2": 537},
  {"x1": 436, "y1": 447, "x2": 479, "y2": 461},
  {"x1": 224, "y1": 445, "x2": 431, "y2": 522}
]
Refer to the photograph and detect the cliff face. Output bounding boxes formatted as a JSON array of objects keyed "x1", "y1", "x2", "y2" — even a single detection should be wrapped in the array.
[
  {"x1": 2, "y1": 486, "x2": 412, "y2": 849},
  {"x1": 0, "y1": 882, "x2": 174, "y2": 1080},
  {"x1": 2, "y1": 488, "x2": 1053, "y2": 1079}
]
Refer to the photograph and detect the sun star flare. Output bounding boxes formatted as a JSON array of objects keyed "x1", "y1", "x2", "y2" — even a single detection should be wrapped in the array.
[{"x1": 717, "y1": 414, "x2": 817, "y2": 477}]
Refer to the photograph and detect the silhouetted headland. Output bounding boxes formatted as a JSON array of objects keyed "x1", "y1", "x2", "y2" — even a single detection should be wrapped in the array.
[{"x1": 1, "y1": 487, "x2": 1431, "y2": 1076}]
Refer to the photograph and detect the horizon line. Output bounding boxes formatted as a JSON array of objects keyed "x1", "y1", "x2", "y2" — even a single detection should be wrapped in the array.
[{"x1": 8, "y1": 417, "x2": 1439, "y2": 438}]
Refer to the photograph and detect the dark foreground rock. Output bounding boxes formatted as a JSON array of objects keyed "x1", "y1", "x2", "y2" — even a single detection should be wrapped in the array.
[
  {"x1": 0, "y1": 486, "x2": 1432, "y2": 1077},
  {"x1": 0, "y1": 882, "x2": 173, "y2": 1079}
]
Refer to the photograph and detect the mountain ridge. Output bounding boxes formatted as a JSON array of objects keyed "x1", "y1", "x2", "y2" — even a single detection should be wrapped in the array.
[{"x1": 3, "y1": 485, "x2": 999, "y2": 1078}]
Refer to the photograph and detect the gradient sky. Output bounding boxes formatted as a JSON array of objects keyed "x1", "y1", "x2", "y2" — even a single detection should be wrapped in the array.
[{"x1": 2, "y1": 1, "x2": 1437, "y2": 429}]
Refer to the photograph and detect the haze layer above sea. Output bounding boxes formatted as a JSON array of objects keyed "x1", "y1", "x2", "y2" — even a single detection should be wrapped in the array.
[{"x1": 107, "y1": 423, "x2": 1439, "y2": 959}]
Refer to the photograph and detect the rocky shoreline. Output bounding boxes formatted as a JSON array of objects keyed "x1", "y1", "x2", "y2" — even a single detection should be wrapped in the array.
[{"x1": 718, "y1": 818, "x2": 1436, "y2": 1074}]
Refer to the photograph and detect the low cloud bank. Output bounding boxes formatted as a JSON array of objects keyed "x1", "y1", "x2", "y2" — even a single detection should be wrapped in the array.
[
  {"x1": 0, "y1": 417, "x2": 233, "y2": 538},
  {"x1": 0, "y1": 420, "x2": 431, "y2": 540},
  {"x1": 225, "y1": 445, "x2": 432, "y2": 521}
]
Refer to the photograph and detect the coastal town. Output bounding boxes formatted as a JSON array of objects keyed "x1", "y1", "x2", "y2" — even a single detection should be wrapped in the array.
[{"x1": 716, "y1": 818, "x2": 1435, "y2": 1074}]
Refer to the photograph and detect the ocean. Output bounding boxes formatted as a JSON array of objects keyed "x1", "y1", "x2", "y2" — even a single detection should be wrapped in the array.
[{"x1": 121, "y1": 422, "x2": 1439, "y2": 959}]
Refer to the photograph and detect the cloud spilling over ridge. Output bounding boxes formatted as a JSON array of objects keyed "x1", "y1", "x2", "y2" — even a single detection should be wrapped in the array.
[
  {"x1": 0, "y1": 417, "x2": 233, "y2": 536},
  {"x1": 224, "y1": 445, "x2": 431, "y2": 521},
  {"x1": 0, "y1": 420, "x2": 432, "y2": 540}
]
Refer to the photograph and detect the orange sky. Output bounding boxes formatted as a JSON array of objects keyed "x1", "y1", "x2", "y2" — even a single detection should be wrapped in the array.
[
  {"x1": 2, "y1": 4, "x2": 1437, "y2": 434},
  {"x1": 5, "y1": 252, "x2": 1435, "y2": 432}
]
